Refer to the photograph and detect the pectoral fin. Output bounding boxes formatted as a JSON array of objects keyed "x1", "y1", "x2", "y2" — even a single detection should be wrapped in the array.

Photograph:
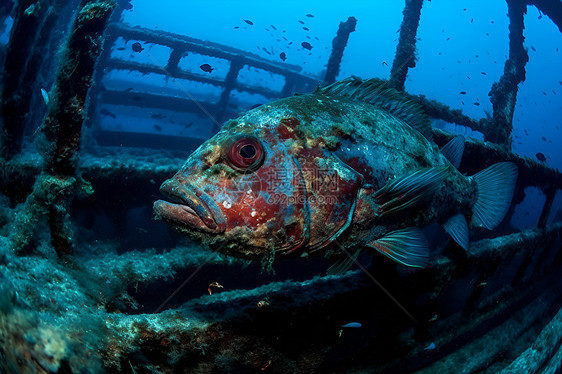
[
  {"x1": 375, "y1": 166, "x2": 448, "y2": 216},
  {"x1": 440, "y1": 135, "x2": 465, "y2": 169},
  {"x1": 443, "y1": 213, "x2": 469, "y2": 251},
  {"x1": 368, "y1": 227, "x2": 429, "y2": 267}
]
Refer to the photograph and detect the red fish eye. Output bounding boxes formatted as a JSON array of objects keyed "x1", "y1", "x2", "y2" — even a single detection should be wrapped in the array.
[{"x1": 226, "y1": 137, "x2": 264, "y2": 171}]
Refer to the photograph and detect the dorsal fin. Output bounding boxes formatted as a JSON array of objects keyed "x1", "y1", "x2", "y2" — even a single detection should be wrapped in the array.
[{"x1": 317, "y1": 76, "x2": 432, "y2": 141}]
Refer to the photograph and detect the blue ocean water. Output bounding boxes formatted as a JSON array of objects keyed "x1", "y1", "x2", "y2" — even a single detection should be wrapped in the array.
[{"x1": 1, "y1": 1, "x2": 562, "y2": 372}]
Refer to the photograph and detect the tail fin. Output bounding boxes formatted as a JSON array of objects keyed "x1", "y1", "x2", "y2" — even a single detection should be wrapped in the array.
[{"x1": 471, "y1": 162, "x2": 518, "y2": 229}]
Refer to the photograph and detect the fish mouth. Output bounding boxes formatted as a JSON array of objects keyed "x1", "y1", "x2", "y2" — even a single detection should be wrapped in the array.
[{"x1": 154, "y1": 179, "x2": 226, "y2": 233}]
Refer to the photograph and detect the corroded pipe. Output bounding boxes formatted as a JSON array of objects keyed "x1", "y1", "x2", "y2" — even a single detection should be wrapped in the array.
[
  {"x1": 41, "y1": 0, "x2": 116, "y2": 176},
  {"x1": 388, "y1": 0, "x2": 424, "y2": 91},
  {"x1": 487, "y1": 0, "x2": 529, "y2": 148},
  {"x1": 0, "y1": 0, "x2": 50, "y2": 160},
  {"x1": 323, "y1": 16, "x2": 357, "y2": 85}
]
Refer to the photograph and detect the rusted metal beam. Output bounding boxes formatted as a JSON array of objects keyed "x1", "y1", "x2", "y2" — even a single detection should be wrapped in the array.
[
  {"x1": 41, "y1": 0, "x2": 116, "y2": 176},
  {"x1": 413, "y1": 94, "x2": 487, "y2": 134},
  {"x1": 388, "y1": 0, "x2": 424, "y2": 91},
  {"x1": 487, "y1": 0, "x2": 529, "y2": 148},
  {"x1": 433, "y1": 129, "x2": 562, "y2": 189},
  {"x1": 107, "y1": 23, "x2": 307, "y2": 77},
  {"x1": 323, "y1": 16, "x2": 357, "y2": 85},
  {"x1": 95, "y1": 223, "x2": 562, "y2": 372},
  {"x1": 0, "y1": 0, "x2": 51, "y2": 160},
  {"x1": 9, "y1": 0, "x2": 116, "y2": 257},
  {"x1": 527, "y1": 0, "x2": 562, "y2": 33},
  {"x1": 538, "y1": 184, "x2": 557, "y2": 228},
  {"x1": 103, "y1": 59, "x2": 295, "y2": 99}
]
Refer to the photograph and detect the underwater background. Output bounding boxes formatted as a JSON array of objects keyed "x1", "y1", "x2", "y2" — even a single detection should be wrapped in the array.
[{"x1": 0, "y1": 0, "x2": 562, "y2": 373}]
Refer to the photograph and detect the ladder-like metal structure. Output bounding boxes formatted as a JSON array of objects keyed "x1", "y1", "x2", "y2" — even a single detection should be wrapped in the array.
[{"x1": 0, "y1": 0, "x2": 561, "y2": 373}]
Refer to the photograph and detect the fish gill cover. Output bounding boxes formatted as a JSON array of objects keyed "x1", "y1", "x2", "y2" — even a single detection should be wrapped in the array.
[{"x1": 0, "y1": 0, "x2": 561, "y2": 373}]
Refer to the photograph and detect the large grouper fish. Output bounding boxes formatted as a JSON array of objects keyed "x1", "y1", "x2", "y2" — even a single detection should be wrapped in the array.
[{"x1": 154, "y1": 77, "x2": 517, "y2": 271}]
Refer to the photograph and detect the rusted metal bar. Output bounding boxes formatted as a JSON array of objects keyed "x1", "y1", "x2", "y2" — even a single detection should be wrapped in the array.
[
  {"x1": 323, "y1": 16, "x2": 357, "y2": 85},
  {"x1": 216, "y1": 60, "x2": 243, "y2": 126},
  {"x1": 412, "y1": 94, "x2": 487, "y2": 134},
  {"x1": 538, "y1": 185, "x2": 557, "y2": 228},
  {"x1": 527, "y1": 0, "x2": 562, "y2": 33},
  {"x1": 107, "y1": 23, "x2": 307, "y2": 76},
  {"x1": 94, "y1": 223, "x2": 562, "y2": 372},
  {"x1": 9, "y1": 0, "x2": 116, "y2": 257},
  {"x1": 103, "y1": 59, "x2": 299, "y2": 99},
  {"x1": 0, "y1": 0, "x2": 50, "y2": 160},
  {"x1": 388, "y1": 0, "x2": 424, "y2": 91},
  {"x1": 166, "y1": 47, "x2": 186, "y2": 75},
  {"x1": 100, "y1": 89, "x2": 221, "y2": 113},
  {"x1": 498, "y1": 306, "x2": 562, "y2": 373},
  {"x1": 433, "y1": 129, "x2": 562, "y2": 189},
  {"x1": 42, "y1": 0, "x2": 116, "y2": 176},
  {"x1": 487, "y1": 0, "x2": 529, "y2": 148}
]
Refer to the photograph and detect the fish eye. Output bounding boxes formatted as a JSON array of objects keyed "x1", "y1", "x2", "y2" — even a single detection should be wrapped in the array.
[{"x1": 225, "y1": 137, "x2": 264, "y2": 171}]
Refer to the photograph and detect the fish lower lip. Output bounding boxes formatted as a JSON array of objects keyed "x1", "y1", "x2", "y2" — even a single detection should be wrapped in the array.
[{"x1": 155, "y1": 180, "x2": 225, "y2": 233}]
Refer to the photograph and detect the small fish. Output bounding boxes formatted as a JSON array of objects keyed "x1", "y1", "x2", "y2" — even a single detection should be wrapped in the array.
[
  {"x1": 306, "y1": 13, "x2": 314, "y2": 18},
  {"x1": 471, "y1": 18, "x2": 474, "y2": 23},
  {"x1": 200, "y1": 64, "x2": 213, "y2": 73},
  {"x1": 154, "y1": 124, "x2": 162, "y2": 132},
  {"x1": 460, "y1": 91, "x2": 466, "y2": 95},
  {"x1": 473, "y1": 102, "x2": 480, "y2": 106},
  {"x1": 298, "y1": 20, "x2": 305, "y2": 25},
  {"x1": 270, "y1": 25, "x2": 277, "y2": 30},
  {"x1": 116, "y1": 47, "x2": 126, "y2": 51},
  {"x1": 382, "y1": 61, "x2": 388, "y2": 66},
  {"x1": 234, "y1": 26, "x2": 239, "y2": 29},
  {"x1": 536, "y1": 153, "x2": 547, "y2": 162},
  {"x1": 131, "y1": 42, "x2": 144, "y2": 53},
  {"x1": 257, "y1": 299, "x2": 270, "y2": 307},
  {"x1": 424, "y1": 342, "x2": 436, "y2": 350},
  {"x1": 243, "y1": 19, "x2": 253, "y2": 25},
  {"x1": 481, "y1": 72, "x2": 487, "y2": 75},
  {"x1": 303, "y1": 27, "x2": 309, "y2": 31},
  {"x1": 208, "y1": 281, "x2": 224, "y2": 295},
  {"x1": 301, "y1": 41, "x2": 313, "y2": 50},
  {"x1": 280, "y1": 52, "x2": 287, "y2": 61},
  {"x1": 530, "y1": 46, "x2": 536, "y2": 52},
  {"x1": 341, "y1": 322, "x2": 362, "y2": 328},
  {"x1": 40, "y1": 88, "x2": 49, "y2": 105},
  {"x1": 541, "y1": 136, "x2": 547, "y2": 141}
]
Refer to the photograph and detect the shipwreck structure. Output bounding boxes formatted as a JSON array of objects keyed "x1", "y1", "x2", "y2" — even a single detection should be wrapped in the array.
[{"x1": 0, "y1": 0, "x2": 561, "y2": 373}]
